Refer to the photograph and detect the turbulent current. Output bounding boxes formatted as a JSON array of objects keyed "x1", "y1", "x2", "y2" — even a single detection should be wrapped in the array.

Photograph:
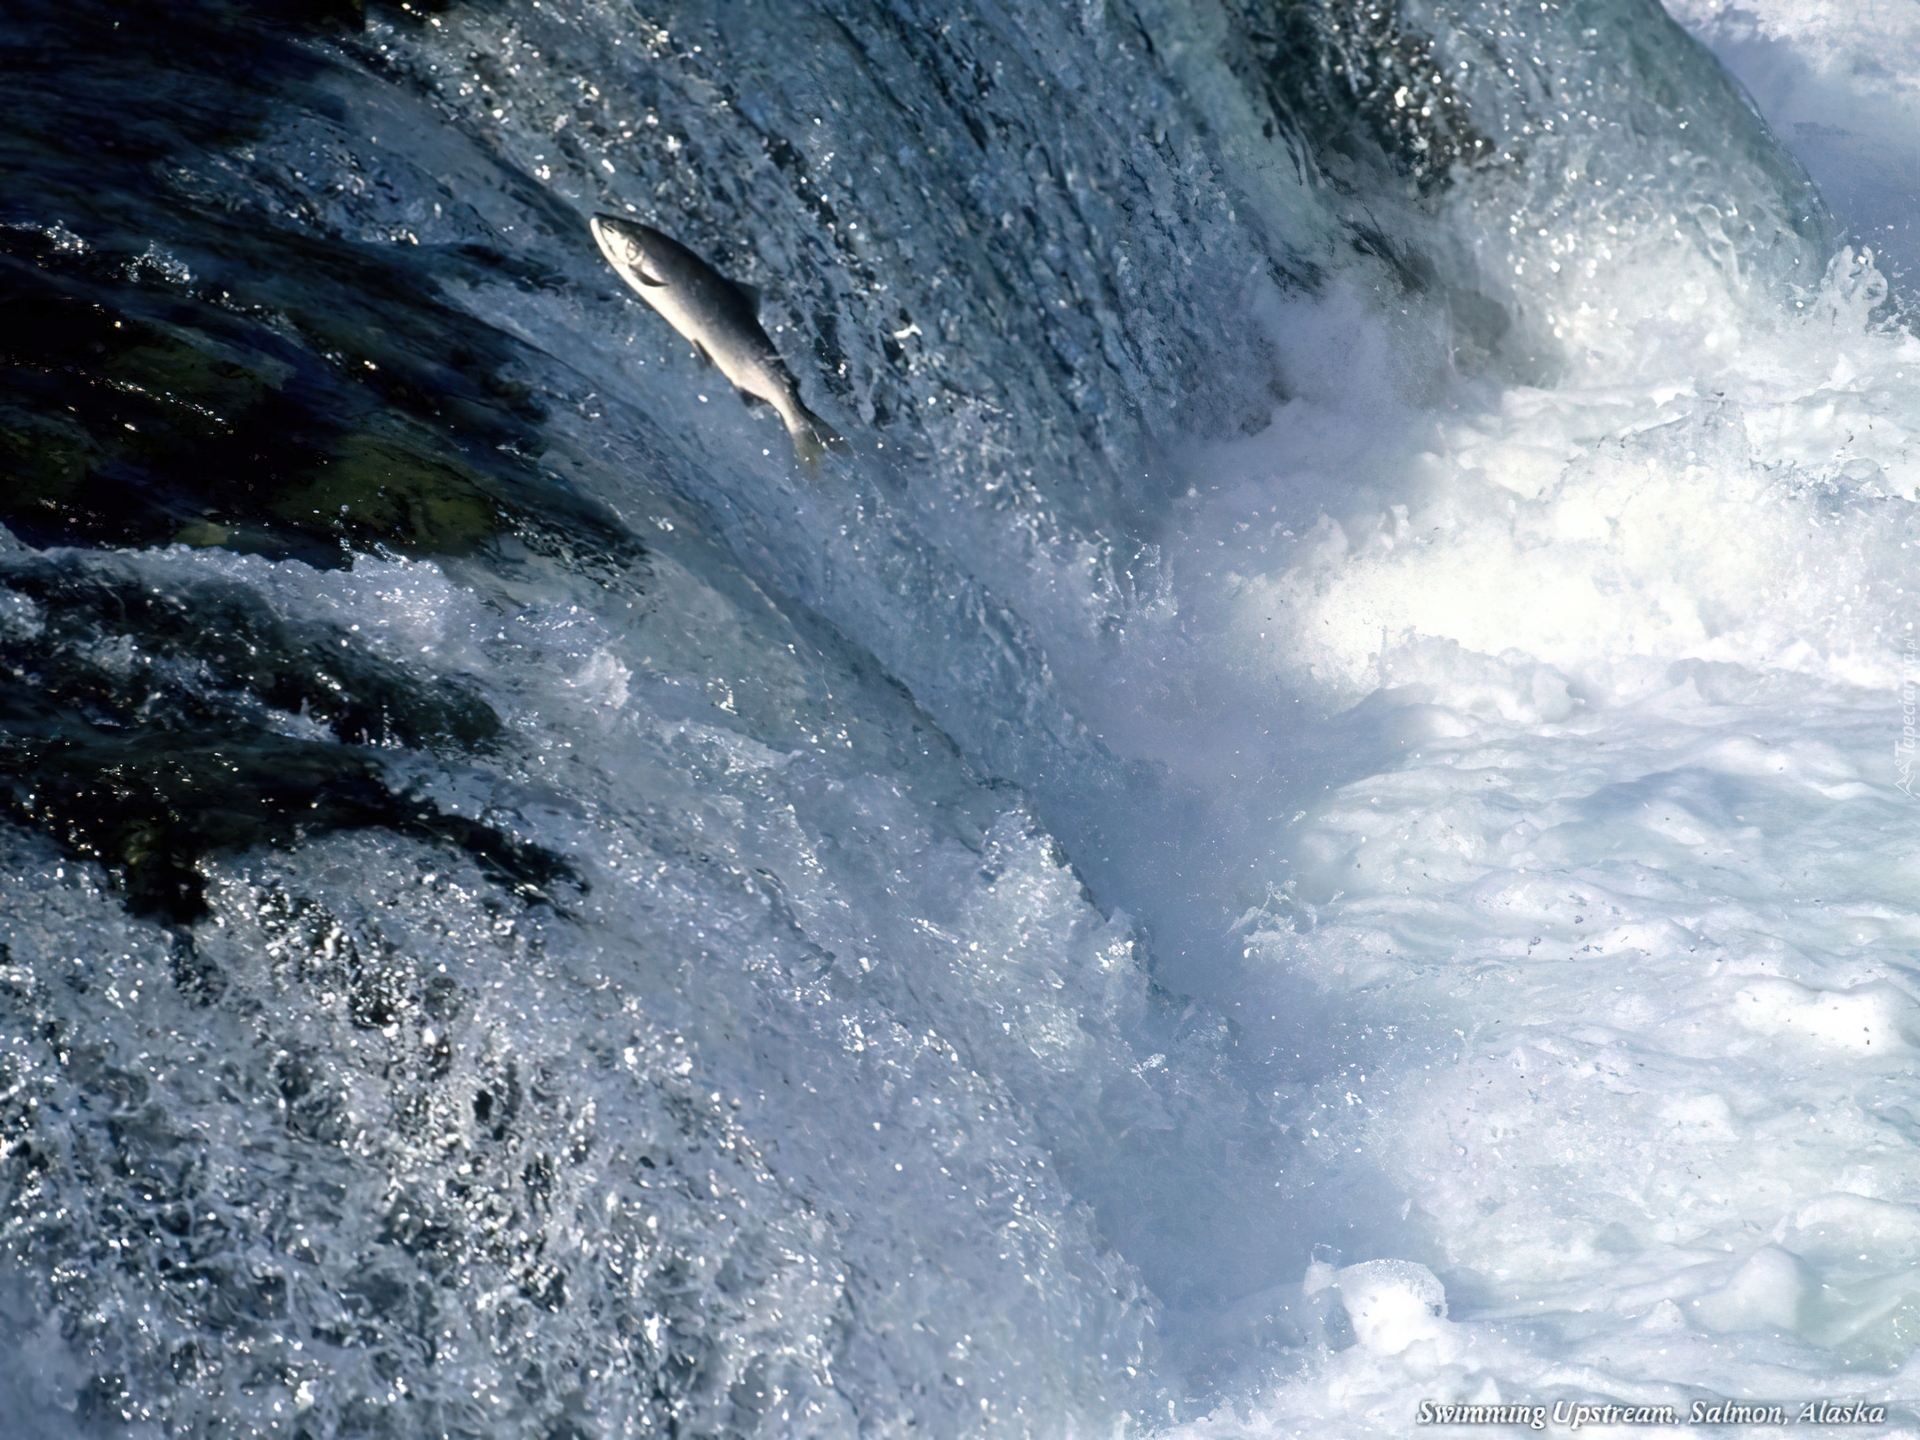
[{"x1": 1, "y1": 0, "x2": 1917, "y2": 1435}]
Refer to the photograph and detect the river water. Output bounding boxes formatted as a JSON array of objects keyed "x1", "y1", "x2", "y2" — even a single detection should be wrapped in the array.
[{"x1": 1, "y1": 1, "x2": 1917, "y2": 1435}]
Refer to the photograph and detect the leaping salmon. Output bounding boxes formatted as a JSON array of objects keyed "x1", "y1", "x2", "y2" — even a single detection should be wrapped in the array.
[{"x1": 590, "y1": 214, "x2": 843, "y2": 467}]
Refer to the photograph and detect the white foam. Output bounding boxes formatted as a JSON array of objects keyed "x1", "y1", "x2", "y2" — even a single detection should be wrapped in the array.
[
  {"x1": 1669, "y1": 0, "x2": 1920, "y2": 285},
  {"x1": 1134, "y1": 10, "x2": 1920, "y2": 1425}
]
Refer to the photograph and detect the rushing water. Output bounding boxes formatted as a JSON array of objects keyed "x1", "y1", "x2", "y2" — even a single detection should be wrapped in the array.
[{"x1": 1, "y1": 0, "x2": 1917, "y2": 1435}]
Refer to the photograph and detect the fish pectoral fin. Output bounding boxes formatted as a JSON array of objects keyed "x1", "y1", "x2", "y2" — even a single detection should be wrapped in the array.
[
  {"x1": 690, "y1": 340, "x2": 714, "y2": 369},
  {"x1": 633, "y1": 264, "x2": 669, "y2": 288}
]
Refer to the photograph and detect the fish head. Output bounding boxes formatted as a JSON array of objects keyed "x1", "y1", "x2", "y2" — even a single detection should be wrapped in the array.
[{"x1": 590, "y1": 214, "x2": 677, "y2": 290}]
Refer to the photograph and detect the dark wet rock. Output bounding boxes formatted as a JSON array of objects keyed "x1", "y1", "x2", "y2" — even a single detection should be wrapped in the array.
[
  {"x1": 1224, "y1": 0, "x2": 1493, "y2": 196},
  {"x1": 0, "y1": 720, "x2": 576, "y2": 922},
  {"x1": 0, "y1": 557, "x2": 575, "y2": 921},
  {"x1": 0, "y1": 0, "x2": 635, "y2": 567},
  {"x1": 0, "y1": 221, "x2": 629, "y2": 565},
  {"x1": 0, "y1": 560, "x2": 501, "y2": 748}
]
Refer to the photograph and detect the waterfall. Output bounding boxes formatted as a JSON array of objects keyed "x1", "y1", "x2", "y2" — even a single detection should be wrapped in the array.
[{"x1": 1, "y1": 1, "x2": 1916, "y2": 1434}]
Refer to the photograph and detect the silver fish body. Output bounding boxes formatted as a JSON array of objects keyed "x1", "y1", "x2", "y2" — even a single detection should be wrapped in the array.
[{"x1": 590, "y1": 215, "x2": 840, "y2": 466}]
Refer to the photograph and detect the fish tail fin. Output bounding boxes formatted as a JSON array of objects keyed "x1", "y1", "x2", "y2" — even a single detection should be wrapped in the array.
[{"x1": 785, "y1": 402, "x2": 847, "y2": 471}]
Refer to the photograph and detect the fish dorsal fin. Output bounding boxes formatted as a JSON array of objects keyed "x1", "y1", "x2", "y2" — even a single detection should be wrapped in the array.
[{"x1": 734, "y1": 281, "x2": 762, "y2": 312}]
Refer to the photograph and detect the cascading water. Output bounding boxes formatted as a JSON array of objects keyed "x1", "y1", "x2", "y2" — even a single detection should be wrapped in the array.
[{"x1": 1, "y1": 0, "x2": 1917, "y2": 1435}]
